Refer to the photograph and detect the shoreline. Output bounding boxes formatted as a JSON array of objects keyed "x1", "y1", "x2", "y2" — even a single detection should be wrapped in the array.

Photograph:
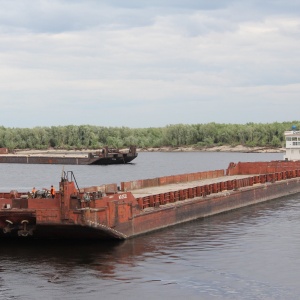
[
  {"x1": 137, "y1": 145, "x2": 285, "y2": 153},
  {"x1": 13, "y1": 145, "x2": 285, "y2": 155}
]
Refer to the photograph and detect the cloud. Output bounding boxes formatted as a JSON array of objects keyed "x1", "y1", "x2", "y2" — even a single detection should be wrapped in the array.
[{"x1": 0, "y1": 0, "x2": 300, "y2": 128}]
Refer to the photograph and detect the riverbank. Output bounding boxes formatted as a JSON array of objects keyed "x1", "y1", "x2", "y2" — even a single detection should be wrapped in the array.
[
  {"x1": 137, "y1": 145, "x2": 285, "y2": 153},
  {"x1": 12, "y1": 145, "x2": 285, "y2": 155}
]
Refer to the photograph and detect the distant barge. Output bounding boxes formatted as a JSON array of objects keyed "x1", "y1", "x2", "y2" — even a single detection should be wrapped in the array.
[
  {"x1": 0, "y1": 146, "x2": 137, "y2": 165},
  {"x1": 1, "y1": 160, "x2": 300, "y2": 239}
]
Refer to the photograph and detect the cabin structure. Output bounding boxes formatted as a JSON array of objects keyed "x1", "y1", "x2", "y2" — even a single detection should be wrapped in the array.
[{"x1": 284, "y1": 126, "x2": 300, "y2": 161}]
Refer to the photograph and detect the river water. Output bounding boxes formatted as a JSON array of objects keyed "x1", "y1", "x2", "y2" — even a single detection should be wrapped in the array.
[{"x1": 2, "y1": 151, "x2": 300, "y2": 299}]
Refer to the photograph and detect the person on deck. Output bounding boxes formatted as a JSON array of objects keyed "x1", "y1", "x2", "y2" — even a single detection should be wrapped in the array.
[
  {"x1": 31, "y1": 187, "x2": 36, "y2": 198},
  {"x1": 50, "y1": 185, "x2": 55, "y2": 199}
]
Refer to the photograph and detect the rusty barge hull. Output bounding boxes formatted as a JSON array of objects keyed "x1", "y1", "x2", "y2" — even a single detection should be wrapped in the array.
[
  {"x1": 130, "y1": 177, "x2": 300, "y2": 237},
  {"x1": 0, "y1": 224, "x2": 121, "y2": 239},
  {"x1": 0, "y1": 146, "x2": 138, "y2": 165},
  {"x1": 1, "y1": 161, "x2": 300, "y2": 240},
  {"x1": 0, "y1": 155, "x2": 137, "y2": 165}
]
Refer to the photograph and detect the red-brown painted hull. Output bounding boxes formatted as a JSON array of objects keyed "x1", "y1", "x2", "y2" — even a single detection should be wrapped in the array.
[
  {"x1": 129, "y1": 178, "x2": 300, "y2": 237},
  {"x1": 0, "y1": 161, "x2": 300, "y2": 240}
]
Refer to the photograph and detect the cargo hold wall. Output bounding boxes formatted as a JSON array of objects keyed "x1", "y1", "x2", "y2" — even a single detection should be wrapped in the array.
[
  {"x1": 121, "y1": 169, "x2": 225, "y2": 191},
  {"x1": 227, "y1": 161, "x2": 300, "y2": 175}
]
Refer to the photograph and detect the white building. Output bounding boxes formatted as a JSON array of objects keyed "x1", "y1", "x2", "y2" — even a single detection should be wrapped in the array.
[{"x1": 284, "y1": 130, "x2": 300, "y2": 161}]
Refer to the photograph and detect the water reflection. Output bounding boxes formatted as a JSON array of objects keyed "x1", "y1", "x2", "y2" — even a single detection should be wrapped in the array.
[{"x1": 0, "y1": 193, "x2": 296, "y2": 277}]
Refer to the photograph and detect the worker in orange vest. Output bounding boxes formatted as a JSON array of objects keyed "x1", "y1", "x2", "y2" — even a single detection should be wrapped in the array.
[
  {"x1": 50, "y1": 185, "x2": 56, "y2": 199},
  {"x1": 31, "y1": 187, "x2": 36, "y2": 198}
]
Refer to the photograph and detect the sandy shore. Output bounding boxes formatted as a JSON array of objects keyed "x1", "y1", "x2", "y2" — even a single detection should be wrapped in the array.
[
  {"x1": 12, "y1": 145, "x2": 285, "y2": 155},
  {"x1": 137, "y1": 145, "x2": 285, "y2": 153}
]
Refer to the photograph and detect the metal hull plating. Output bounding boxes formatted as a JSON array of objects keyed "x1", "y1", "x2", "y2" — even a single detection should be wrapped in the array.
[
  {"x1": 130, "y1": 178, "x2": 300, "y2": 237},
  {"x1": 0, "y1": 155, "x2": 137, "y2": 165},
  {"x1": 90, "y1": 155, "x2": 137, "y2": 165}
]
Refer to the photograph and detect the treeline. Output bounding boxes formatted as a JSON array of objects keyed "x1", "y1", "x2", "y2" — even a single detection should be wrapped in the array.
[{"x1": 0, "y1": 122, "x2": 298, "y2": 150}]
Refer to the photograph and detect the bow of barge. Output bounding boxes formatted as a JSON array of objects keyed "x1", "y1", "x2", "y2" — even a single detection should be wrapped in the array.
[{"x1": 1, "y1": 160, "x2": 300, "y2": 240}]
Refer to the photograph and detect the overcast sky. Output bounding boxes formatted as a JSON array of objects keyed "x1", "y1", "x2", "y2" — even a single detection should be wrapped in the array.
[{"x1": 1, "y1": 0, "x2": 300, "y2": 128}]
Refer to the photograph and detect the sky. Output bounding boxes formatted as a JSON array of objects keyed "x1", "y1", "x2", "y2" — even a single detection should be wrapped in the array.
[{"x1": 1, "y1": 0, "x2": 300, "y2": 128}]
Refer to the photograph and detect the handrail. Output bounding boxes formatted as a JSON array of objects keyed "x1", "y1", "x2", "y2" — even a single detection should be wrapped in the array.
[{"x1": 61, "y1": 171, "x2": 80, "y2": 191}]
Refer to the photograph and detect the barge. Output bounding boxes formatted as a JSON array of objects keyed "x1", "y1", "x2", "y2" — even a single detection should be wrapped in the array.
[
  {"x1": 0, "y1": 146, "x2": 137, "y2": 165},
  {"x1": 1, "y1": 160, "x2": 300, "y2": 239}
]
